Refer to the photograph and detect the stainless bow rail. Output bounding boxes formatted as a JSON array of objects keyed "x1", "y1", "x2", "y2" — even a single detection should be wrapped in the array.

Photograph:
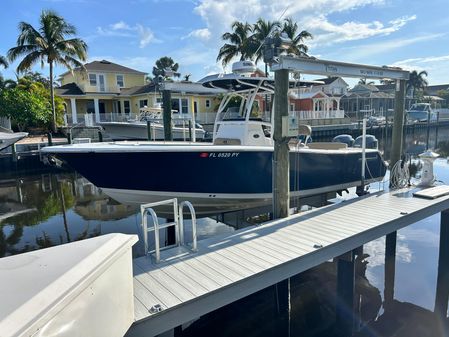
[{"x1": 140, "y1": 198, "x2": 197, "y2": 263}]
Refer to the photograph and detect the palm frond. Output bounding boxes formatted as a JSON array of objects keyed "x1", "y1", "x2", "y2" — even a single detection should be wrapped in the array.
[
  {"x1": 0, "y1": 55, "x2": 8, "y2": 69},
  {"x1": 16, "y1": 51, "x2": 44, "y2": 73}
]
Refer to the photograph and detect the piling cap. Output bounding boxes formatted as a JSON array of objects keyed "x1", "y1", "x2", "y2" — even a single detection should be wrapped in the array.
[{"x1": 419, "y1": 150, "x2": 439, "y2": 159}]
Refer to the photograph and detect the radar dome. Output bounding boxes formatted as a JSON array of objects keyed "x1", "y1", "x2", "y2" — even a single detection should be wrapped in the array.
[{"x1": 232, "y1": 61, "x2": 256, "y2": 75}]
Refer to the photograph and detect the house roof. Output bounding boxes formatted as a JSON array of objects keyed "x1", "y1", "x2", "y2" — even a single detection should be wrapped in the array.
[
  {"x1": 120, "y1": 81, "x2": 226, "y2": 96},
  {"x1": 120, "y1": 83, "x2": 158, "y2": 96},
  {"x1": 349, "y1": 84, "x2": 379, "y2": 93},
  {"x1": 60, "y1": 60, "x2": 147, "y2": 77},
  {"x1": 55, "y1": 82, "x2": 84, "y2": 96},
  {"x1": 313, "y1": 77, "x2": 340, "y2": 85},
  {"x1": 375, "y1": 83, "x2": 396, "y2": 92},
  {"x1": 426, "y1": 84, "x2": 449, "y2": 94}
]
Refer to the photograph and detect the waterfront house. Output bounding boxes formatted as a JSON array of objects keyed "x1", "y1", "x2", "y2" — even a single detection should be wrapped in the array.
[
  {"x1": 57, "y1": 60, "x2": 222, "y2": 125},
  {"x1": 288, "y1": 77, "x2": 348, "y2": 120}
]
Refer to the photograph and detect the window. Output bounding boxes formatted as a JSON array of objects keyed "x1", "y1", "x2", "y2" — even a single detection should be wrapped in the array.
[
  {"x1": 156, "y1": 97, "x2": 162, "y2": 104},
  {"x1": 171, "y1": 99, "x2": 180, "y2": 114},
  {"x1": 124, "y1": 101, "x2": 130, "y2": 114},
  {"x1": 116, "y1": 75, "x2": 124, "y2": 87},
  {"x1": 139, "y1": 99, "x2": 148, "y2": 108},
  {"x1": 205, "y1": 99, "x2": 211, "y2": 108},
  {"x1": 89, "y1": 74, "x2": 97, "y2": 86},
  {"x1": 181, "y1": 98, "x2": 188, "y2": 114}
]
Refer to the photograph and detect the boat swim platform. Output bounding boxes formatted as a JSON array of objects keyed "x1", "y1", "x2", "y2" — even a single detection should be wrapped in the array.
[{"x1": 128, "y1": 185, "x2": 449, "y2": 337}]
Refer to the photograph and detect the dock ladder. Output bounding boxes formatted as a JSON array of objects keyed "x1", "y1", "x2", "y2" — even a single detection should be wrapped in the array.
[{"x1": 140, "y1": 198, "x2": 197, "y2": 263}]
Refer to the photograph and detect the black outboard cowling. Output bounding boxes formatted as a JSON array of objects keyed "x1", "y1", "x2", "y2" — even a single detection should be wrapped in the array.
[
  {"x1": 353, "y1": 135, "x2": 378, "y2": 149},
  {"x1": 332, "y1": 134, "x2": 354, "y2": 147}
]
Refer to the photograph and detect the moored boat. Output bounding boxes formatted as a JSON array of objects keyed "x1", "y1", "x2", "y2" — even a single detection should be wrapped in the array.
[
  {"x1": 99, "y1": 106, "x2": 206, "y2": 141},
  {"x1": 42, "y1": 69, "x2": 387, "y2": 216},
  {"x1": 0, "y1": 128, "x2": 28, "y2": 151}
]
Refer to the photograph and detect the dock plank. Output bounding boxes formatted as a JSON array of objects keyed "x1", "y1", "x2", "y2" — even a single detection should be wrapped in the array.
[{"x1": 129, "y1": 187, "x2": 449, "y2": 337}]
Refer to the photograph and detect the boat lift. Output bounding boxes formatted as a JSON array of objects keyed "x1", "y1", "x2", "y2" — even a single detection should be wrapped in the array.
[{"x1": 267, "y1": 52, "x2": 410, "y2": 219}]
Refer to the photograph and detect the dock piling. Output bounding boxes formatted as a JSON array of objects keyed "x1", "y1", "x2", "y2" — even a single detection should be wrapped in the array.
[
  {"x1": 272, "y1": 69, "x2": 290, "y2": 219},
  {"x1": 275, "y1": 278, "x2": 291, "y2": 337},
  {"x1": 336, "y1": 252, "x2": 355, "y2": 336},
  {"x1": 384, "y1": 231, "x2": 397, "y2": 310},
  {"x1": 434, "y1": 210, "x2": 449, "y2": 319},
  {"x1": 162, "y1": 89, "x2": 173, "y2": 141},
  {"x1": 390, "y1": 80, "x2": 406, "y2": 171}
]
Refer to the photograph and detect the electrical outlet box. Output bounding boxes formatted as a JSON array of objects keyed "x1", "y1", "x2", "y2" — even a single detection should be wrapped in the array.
[{"x1": 282, "y1": 115, "x2": 299, "y2": 137}]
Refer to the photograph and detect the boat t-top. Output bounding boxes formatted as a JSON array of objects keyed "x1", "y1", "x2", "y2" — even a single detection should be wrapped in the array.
[{"x1": 42, "y1": 65, "x2": 387, "y2": 216}]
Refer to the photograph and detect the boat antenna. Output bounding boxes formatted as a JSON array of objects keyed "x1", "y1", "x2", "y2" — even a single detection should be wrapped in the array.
[{"x1": 253, "y1": 5, "x2": 290, "y2": 63}]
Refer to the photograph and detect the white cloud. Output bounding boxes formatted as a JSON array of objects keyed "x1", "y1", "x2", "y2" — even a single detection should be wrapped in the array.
[
  {"x1": 193, "y1": 0, "x2": 394, "y2": 44},
  {"x1": 338, "y1": 33, "x2": 444, "y2": 62},
  {"x1": 390, "y1": 54, "x2": 449, "y2": 85},
  {"x1": 364, "y1": 234, "x2": 413, "y2": 268},
  {"x1": 306, "y1": 15, "x2": 416, "y2": 46},
  {"x1": 111, "y1": 21, "x2": 132, "y2": 31},
  {"x1": 185, "y1": 28, "x2": 212, "y2": 41},
  {"x1": 93, "y1": 21, "x2": 159, "y2": 48},
  {"x1": 136, "y1": 24, "x2": 156, "y2": 48}
]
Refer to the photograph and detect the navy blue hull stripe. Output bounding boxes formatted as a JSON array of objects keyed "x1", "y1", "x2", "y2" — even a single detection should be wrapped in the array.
[{"x1": 56, "y1": 150, "x2": 387, "y2": 194}]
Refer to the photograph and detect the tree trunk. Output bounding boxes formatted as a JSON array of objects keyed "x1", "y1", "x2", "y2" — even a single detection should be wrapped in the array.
[{"x1": 49, "y1": 61, "x2": 56, "y2": 133}]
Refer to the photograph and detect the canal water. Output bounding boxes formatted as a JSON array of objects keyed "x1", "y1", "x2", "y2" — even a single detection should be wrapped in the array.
[{"x1": 1, "y1": 125, "x2": 449, "y2": 336}]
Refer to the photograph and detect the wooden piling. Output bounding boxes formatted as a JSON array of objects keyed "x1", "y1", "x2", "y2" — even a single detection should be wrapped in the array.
[
  {"x1": 434, "y1": 210, "x2": 449, "y2": 319},
  {"x1": 162, "y1": 90, "x2": 173, "y2": 141},
  {"x1": 384, "y1": 231, "x2": 397, "y2": 310},
  {"x1": 336, "y1": 252, "x2": 355, "y2": 336},
  {"x1": 273, "y1": 69, "x2": 290, "y2": 219},
  {"x1": 146, "y1": 120, "x2": 152, "y2": 141},
  {"x1": 275, "y1": 278, "x2": 291, "y2": 336},
  {"x1": 390, "y1": 80, "x2": 406, "y2": 168}
]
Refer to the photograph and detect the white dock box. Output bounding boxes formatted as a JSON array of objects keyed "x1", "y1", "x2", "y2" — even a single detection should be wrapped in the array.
[{"x1": 0, "y1": 233, "x2": 138, "y2": 337}]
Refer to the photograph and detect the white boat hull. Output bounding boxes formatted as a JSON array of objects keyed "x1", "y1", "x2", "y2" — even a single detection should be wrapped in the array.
[{"x1": 0, "y1": 131, "x2": 28, "y2": 151}]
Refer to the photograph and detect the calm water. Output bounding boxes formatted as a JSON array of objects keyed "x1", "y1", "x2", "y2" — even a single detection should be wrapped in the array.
[{"x1": 2, "y1": 125, "x2": 449, "y2": 336}]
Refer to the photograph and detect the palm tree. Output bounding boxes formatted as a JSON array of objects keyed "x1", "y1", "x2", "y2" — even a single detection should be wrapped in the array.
[
  {"x1": 252, "y1": 18, "x2": 281, "y2": 75},
  {"x1": 217, "y1": 21, "x2": 255, "y2": 68},
  {"x1": 407, "y1": 70, "x2": 428, "y2": 98},
  {"x1": 358, "y1": 78, "x2": 375, "y2": 85},
  {"x1": 8, "y1": 10, "x2": 87, "y2": 132},
  {"x1": 0, "y1": 55, "x2": 8, "y2": 69},
  {"x1": 152, "y1": 56, "x2": 180, "y2": 79},
  {"x1": 0, "y1": 75, "x2": 16, "y2": 90},
  {"x1": 282, "y1": 18, "x2": 312, "y2": 57}
]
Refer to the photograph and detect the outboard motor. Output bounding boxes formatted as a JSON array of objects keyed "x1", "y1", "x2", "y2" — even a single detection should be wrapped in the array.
[
  {"x1": 332, "y1": 134, "x2": 354, "y2": 147},
  {"x1": 354, "y1": 135, "x2": 378, "y2": 149}
]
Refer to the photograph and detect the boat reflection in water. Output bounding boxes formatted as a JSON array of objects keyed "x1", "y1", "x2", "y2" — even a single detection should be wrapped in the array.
[{"x1": 0, "y1": 172, "x2": 234, "y2": 257}]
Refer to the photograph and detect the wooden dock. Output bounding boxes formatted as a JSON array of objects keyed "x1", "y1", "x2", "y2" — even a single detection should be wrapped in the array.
[{"x1": 128, "y1": 186, "x2": 449, "y2": 337}]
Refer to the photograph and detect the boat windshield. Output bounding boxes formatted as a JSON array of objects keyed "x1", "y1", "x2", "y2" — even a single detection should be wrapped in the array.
[
  {"x1": 216, "y1": 94, "x2": 271, "y2": 123},
  {"x1": 409, "y1": 104, "x2": 430, "y2": 112}
]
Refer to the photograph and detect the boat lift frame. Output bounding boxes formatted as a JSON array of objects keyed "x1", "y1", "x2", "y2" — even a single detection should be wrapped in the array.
[
  {"x1": 270, "y1": 55, "x2": 410, "y2": 219},
  {"x1": 268, "y1": 54, "x2": 412, "y2": 336}
]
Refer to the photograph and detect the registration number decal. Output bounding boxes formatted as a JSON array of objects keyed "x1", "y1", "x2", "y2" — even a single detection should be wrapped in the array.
[{"x1": 208, "y1": 152, "x2": 239, "y2": 158}]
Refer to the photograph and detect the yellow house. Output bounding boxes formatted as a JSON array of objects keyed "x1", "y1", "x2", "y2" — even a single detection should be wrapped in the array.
[{"x1": 57, "y1": 60, "x2": 222, "y2": 125}]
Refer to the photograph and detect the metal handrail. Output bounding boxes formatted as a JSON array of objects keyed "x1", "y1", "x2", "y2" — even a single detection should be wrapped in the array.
[
  {"x1": 178, "y1": 201, "x2": 197, "y2": 251},
  {"x1": 140, "y1": 198, "x2": 180, "y2": 263}
]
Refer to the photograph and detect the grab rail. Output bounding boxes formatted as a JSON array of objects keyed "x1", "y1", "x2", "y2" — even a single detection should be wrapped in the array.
[
  {"x1": 140, "y1": 198, "x2": 197, "y2": 263},
  {"x1": 178, "y1": 201, "x2": 197, "y2": 251}
]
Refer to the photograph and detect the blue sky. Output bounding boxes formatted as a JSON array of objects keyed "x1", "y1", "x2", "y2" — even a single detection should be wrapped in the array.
[{"x1": 1, "y1": 0, "x2": 449, "y2": 85}]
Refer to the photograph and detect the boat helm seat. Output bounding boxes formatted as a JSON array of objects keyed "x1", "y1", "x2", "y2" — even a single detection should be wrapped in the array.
[{"x1": 298, "y1": 124, "x2": 312, "y2": 137}]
